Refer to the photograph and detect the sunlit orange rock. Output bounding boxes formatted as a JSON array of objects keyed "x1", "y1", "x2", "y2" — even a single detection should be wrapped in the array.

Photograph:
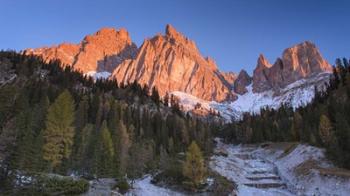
[
  {"x1": 252, "y1": 41, "x2": 332, "y2": 93},
  {"x1": 25, "y1": 27, "x2": 137, "y2": 73},
  {"x1": 112, "y1": 24, "x2": 236, "y2": 102}
]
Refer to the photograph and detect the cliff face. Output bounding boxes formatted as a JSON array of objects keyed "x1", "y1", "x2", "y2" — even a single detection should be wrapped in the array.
[
  {"x1": 25, "y1": 26, "x2": 332, "y2": 103},
  {"x1": 111, "y1": 24, "x2": 235, "y2": 102},
  {"x1": 25, "y1": 28, "x2": 138, "y2": 73},
  {"x1": 252, "y1": 41, "x2": 332, "y2": 93},
  {"x1": 25, "y1": 43, "x2": 80, "y2": 68},
  {"x1": 233, "y1": 70, "x2": 252, "y2": 95},
  {"x1": 221, "y1": 71, "x2": 237, "y2": 86}
]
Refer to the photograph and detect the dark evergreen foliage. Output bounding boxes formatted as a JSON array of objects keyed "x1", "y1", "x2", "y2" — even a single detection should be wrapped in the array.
[{"x1": 0, "y1": 51, "x2": 215, "y2": 185}]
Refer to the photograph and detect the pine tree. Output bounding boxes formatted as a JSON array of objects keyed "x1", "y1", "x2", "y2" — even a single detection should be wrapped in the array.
[
  {"x1": 331, "y1": 66, "x2": 340, "y2": 89},
  {"x1": 127, "y1": 140, "x2": 155, "y2": 180},
  {"x1": 343, "y1": 58, "x2": 349, "y2": 69},
  {"x1": 319, "y1": 114, "x2": 333, "y2": 146},
  {"x1": 183, "y1": 141, "x2": 206, "y2": 188},
  {"x1": 334, "y1": 113, "x2": 350, "y2": 166},
  {"x1": 96, "y1": 120, "x2": 115, "y2": 176},
  {"x1": 291, "y1": 111, "x2": 302, "y2": 141},
  {"x1": 80, "y1": 124, "x2": 95, "y2": 174},
  {"x1": 75, "y1": 96, "x2": 89, "y2": 131},
  {"x1": 72, "y1": 96, "x2": 89, "y2": 167},
  {"x1": 117, "y1": 120, "x2": 130, "y2": 176},
  {"x1": 43, "y1": 90, "x2": 75, "y2": 169},
  {"x1": 163, "y1": 92, "x2": 169, "y2": 106},
  {"x1": 107, "y1": 100, "x2": 119, "y2": 132},
  {"x1": 151, "y1": 86, "x2": 160, "y2": 106}
]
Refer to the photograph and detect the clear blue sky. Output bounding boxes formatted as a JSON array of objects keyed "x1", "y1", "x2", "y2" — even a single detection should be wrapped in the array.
[{"x1": 1, "y1": 0, "x2": 349, "y2": 73}]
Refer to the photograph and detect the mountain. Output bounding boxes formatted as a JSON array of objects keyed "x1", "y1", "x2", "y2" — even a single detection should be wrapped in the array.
[
  {"x1": 252, "y1": 41, "x2": 332, "y2": 93},
  {"x1": 173, "y1": 71, "x2": 331, "y2": 121},
  {"x1": 221, "y1": 71, "x2": 237, "y2": 86},
  {"x1": 26, "y1": 25, "x2": 236, "y2": 102},
  {"x1": 233, "y1": 70, "x2": 252, "y2": 95},
  {"x1": 171, "y1": 42, "x2": 332, "y2": 120},
  {"x1": 111, "y1": 25, "x2": 235, "y2": 102},
  {"x1": 25, "y1": 28, "x2": 138, "y2": 77},
  {"x1": 25, "y1": 25, "x2": 332, "y2": 120}
]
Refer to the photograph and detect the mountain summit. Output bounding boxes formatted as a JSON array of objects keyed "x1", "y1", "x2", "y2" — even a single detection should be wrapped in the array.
[
  {"x1": 111, "y1": 24, "x2": 235, "y2": 101},
  {"x1": 25, "y1": 27, "x2": 138, "y2": 73},
  {"x1": 252, "y1": 41, "x2": 332, "y2": 92},
  {"x1": 25, "y1": 25, "x2": 332, "y2": 105}
]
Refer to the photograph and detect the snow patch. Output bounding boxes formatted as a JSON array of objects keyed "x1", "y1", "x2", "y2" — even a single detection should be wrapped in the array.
[
  {"x1": 255, "y1": 145, "x2": 350, "y2": 196},
  {"x1": 172, "y1": 72, "x2": 330, "y2": 121},
  {"x1": 126, "y1": 175, "x2": 183, "y2": 196},
  {"x1": 210, "y1": 139, "x2": 294, "y2": 195},
  {"x1": 85, "y1": 71, "x2": 111, "y2": 80}
]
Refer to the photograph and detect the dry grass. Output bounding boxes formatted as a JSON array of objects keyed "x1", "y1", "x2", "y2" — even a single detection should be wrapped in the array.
[
  {"x1": 318, "y1": 167, "x2": 350, "y2": 178},
  {"x1": 278, "y1": 142, "x2": 299, "y2": 159},
  {"x1": 295, "y1": 159, "x2": 320, "y2": 176},
  {"x1": 261, "y1": 142, "x2": 297, "y2": 151},
  {"x1": 295, "y1": 159, "x2": 350, "y2": 179}
]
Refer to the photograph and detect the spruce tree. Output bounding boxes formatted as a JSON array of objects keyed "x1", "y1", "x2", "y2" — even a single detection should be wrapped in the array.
[
  {"x1": 151, "y1": 86, "x2": 160, "y2": 106},
  {"x1": 117, "y1": 120, "x2": 130, "y2": 176},
  {"x1": 43, "y1": 90, "x2": 75, "y2": 169},
  {"x1": 75, "y1": 96, "x2": 89, "y2": 131},
  {"x1": 74, "y1": 123, "x2": 94, "y2": 172},
  {"x1": 291, "y1": 112, "x2": 302, "y2": 141},
  {"x1": 97, "y1": 120, "x2": 114, "y2": 176}
]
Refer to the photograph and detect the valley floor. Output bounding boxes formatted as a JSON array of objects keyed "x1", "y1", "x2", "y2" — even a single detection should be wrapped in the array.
[
  {"x1": 126, "y1": 175, "x2": 183, "y2": 196},
  {"x1": 83, "y1": 139, "x2": 350, "y2": 196},
  {"x1": 210, "y1": 138, "x2": 350, "y2": 196}
]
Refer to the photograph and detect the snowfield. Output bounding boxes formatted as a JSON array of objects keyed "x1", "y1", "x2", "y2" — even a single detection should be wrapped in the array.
[
  {"x1": 172, "y1": 72, "x2": 331, "y2": 121},
  {"x1": 210, "y1": 138, "x2": 350, "y2": 196}
]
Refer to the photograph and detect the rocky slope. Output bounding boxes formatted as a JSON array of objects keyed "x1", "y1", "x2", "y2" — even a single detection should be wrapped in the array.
[
  {"x1": 173, "y1": 72, "x2": 331, "y2": 121},
  {"x1": 233, "y1": 70, "x2": 252, "y2": 95},
  {"x1": 111, "y1": 24, "x2": 235, "y2": 102},
  {"x1": 221, "y1": 71, "x2": 237, "y2": 86},
  {"x1": 252, "y1": 41, "x2": 332, "y2": 93},
  {"x1": 25, "y1": 25, "x2": 333, "y2": 119},
  {"x1": 25, "y1": 27, "x2": 138, "y2": 74},
  {"x1": 211, "y1": 139, "x2": 350, "y2": 195},
  {"x1": 26, "y1": 25, "x2": 236, "y2": 102}
]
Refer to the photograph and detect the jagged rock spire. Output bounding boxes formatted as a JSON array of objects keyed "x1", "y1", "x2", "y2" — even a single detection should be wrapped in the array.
[{"x1": 252, "y1": 41, "x2": 332, "y2": 92}]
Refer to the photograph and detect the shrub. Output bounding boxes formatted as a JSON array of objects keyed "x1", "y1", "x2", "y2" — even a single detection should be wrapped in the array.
[
  {"x1": 211, "y1": 174, "x2": 236, "y2": 195},
  {"x1": 13, "y1": 174, "x2": 89, "y2": 195},
  {"x1": 115, "y1": 179, "x2": 130, "y2": 194}
]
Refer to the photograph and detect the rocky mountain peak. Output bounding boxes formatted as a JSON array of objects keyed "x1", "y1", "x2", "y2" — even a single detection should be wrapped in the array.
[
  {"x1": 164, "y1": 24, "x2": 198, "y2": 52},
  {"x1": 281, "y1": 41, "x2": 332, "y2": 74},
  {"x1": 234, "y1": 69, "x2": 252, "y2": 95},
  {"x1": 25, "y1": 26, "x2": 332, "y2": 104},
  {"x1": 252, "y1": 41, "x2": 332, "y2": 93},
  {"x1": 206, "y1": 57, "x2": 219, "y2": 71},
  {"x1": 252, "y1": 54, "x2": 272, "y2": 92},
  {"x1": 111, "y1": 24, "x2": 234, "y2": 102},
  {"x1": 257, "y1": 54, "x2": 272, "y2": 69},
  {"x1": 74, "y1": 27, "x2": 137, "y2": 72},
  {"x1": 25, "y1": 27, "x2": 138, "y2": 73},
  {"x1": 221, "y1": 71, "x2": 237, "y2": 86},
  {"x1": 165, "y1": 24, "x2": 181, "y2": 39},
  {"x1": 89, "y1": 27, "x2": 131, "y2": 44}
]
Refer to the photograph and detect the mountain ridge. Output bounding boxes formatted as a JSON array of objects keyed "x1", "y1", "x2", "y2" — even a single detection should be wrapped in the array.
[{"x1": 24, "y1": 25, "x2": 333, "y2": 116}]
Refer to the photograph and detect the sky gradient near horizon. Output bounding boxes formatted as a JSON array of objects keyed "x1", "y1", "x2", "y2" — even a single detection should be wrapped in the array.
[{"x1": 1, "y1": 0, "x2": 349, "y2": 73}]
